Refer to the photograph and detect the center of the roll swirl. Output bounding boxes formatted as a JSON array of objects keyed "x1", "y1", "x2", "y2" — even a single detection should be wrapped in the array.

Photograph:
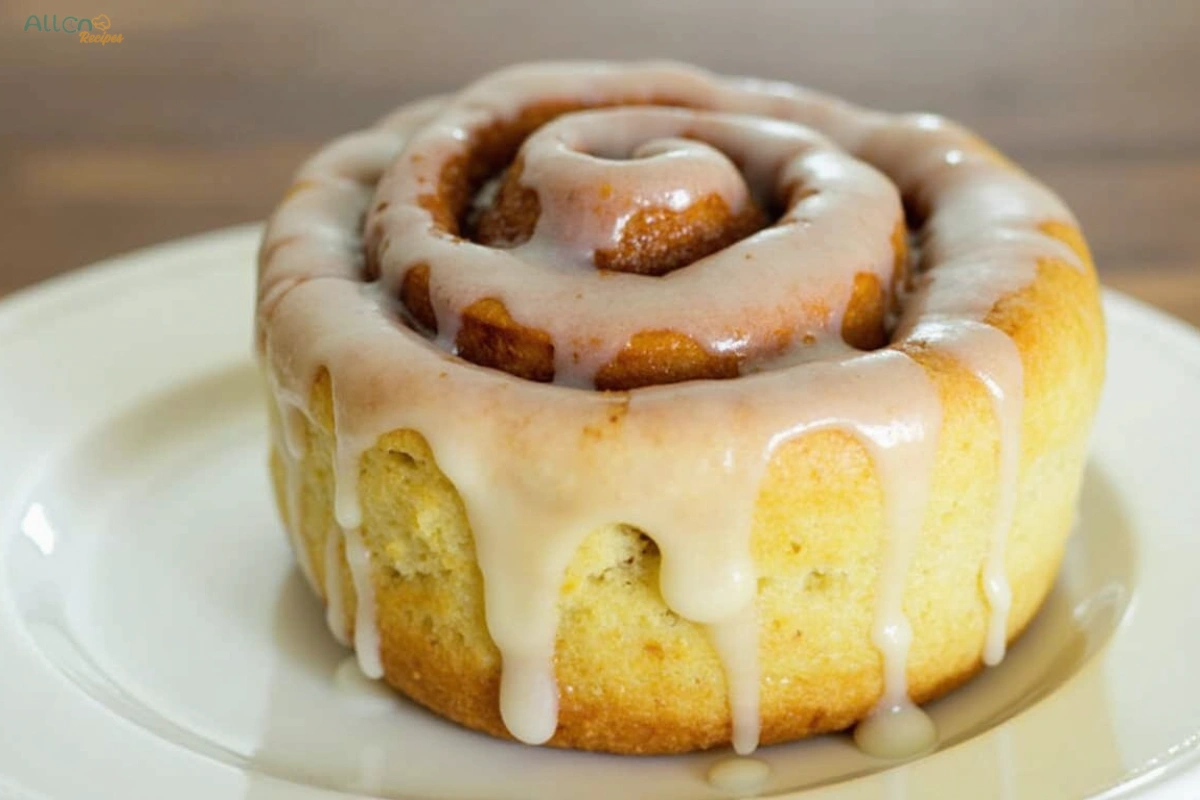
[
  {"x1": 371, "y1": 101, "x2": 906, "y2": 389},
  {"x1": 471, "y1": 109, "x2": 769, "y2": 276}
]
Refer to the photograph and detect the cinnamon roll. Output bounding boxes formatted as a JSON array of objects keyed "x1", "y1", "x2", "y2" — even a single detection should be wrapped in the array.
[{"x1": 256, "y1": 62, "x2": 1105, "y2": 757}]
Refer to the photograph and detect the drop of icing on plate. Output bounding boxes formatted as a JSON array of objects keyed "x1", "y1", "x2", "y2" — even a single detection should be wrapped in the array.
[
  {"x1": 852, "y1": 701, "x2": 937, "y2": 760},
  {"x1": 706, "y1": 756, "x2": 772, "y2": 796}
]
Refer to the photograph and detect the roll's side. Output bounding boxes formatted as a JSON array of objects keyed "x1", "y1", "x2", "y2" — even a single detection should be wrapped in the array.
[{"x1": 265, "y1": 229, "x2": 1103, "y2": 753}]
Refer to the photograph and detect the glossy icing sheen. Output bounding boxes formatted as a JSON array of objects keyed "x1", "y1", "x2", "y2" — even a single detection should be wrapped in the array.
[{"x1": 256, "y1": 62, "x2": 1084, "y2": 757}]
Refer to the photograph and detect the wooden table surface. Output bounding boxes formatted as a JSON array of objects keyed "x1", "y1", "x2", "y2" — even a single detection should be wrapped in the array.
[{"x1": 3, "y1": 1, "x2": 1198, "y2": 325}]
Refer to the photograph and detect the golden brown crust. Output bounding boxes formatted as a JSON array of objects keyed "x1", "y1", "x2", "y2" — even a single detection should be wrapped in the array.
[
  {"x1": 594, "y1": 329, "x2": 741, "y2": 391},
  {"x1": 399, "y1": 262, "x2": 436, "y2": 333},
  {"x1": 592, "y1": 193, "x2": 768, "y2": 277},
  {"x1": 841, "y1": 272, "x2": 888, "y2": 350},
  {"x1": 455, "y1": 297, "x2": 556, "y2": 383},
  {"x1": 369, "y1": 548, "x2": 1055, "y2": 754},
  {"x1": 470, "y1": 157, "x2": 540, "y2": 247}
]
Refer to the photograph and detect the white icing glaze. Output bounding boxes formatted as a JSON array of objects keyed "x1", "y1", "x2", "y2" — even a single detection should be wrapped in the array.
[
  {"x1": 708, "y1": 602, "x2": 761, "y2": 756},
  {"x1": 256, "y1": 61, "x2": 1087, "y2": 757},
  {"x1": 376, "y1": 104, "x2": 902, "y2": 388},
  {"x1": 279, "y1": 444, "x2": 315, "y2": 590},
  {"x1": 906, "y1": 320, "x2": 1023, "y2": 666},
  {"x1": 344, "y1": 525, "x2": 383, "y2": 680},
  {"x1": 267, "y1": 376, "x2": 318, "y2": 592},
  {"x1": 324, "y1": 525, "x2": 350, "y2": 647},
  {"x1": 851, "y1": 355, "x2": 941, "y2": 757}
]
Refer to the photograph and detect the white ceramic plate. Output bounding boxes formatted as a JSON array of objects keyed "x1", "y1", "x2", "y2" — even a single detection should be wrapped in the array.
[{"x1": 1, "y1": 225, "x2": 1199, "y2": 800}]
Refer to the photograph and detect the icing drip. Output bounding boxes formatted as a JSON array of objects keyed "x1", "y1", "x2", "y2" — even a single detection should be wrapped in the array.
[
  {"x1": 708, "y1": 603, "x2": 762, "y2": 755},
  {"x1": 280, "y1": 447, "x2": 315, "y2": 590},
  {"x1": 255, "y1": 61, "x2": 1089, "y2": 758},
  {"x1": 498, "y1": 652, "x2": 560, "y2": 746},
  {"x1": 974, "y1": 330, "x2": 1023, "y2": 668},
  {"x1": 328, "y1": 382, "x2": 385, "y2": 678},
  {"x1": 344, "y1": 525, "x2": 383, "y2": 680},
  {"x1": 907, "y1": 321, "x2": 1023, "y2": 666},
  {"x1": 270, "y1": 386, "x2": 317, "y2": 592},
  {"x1": 843, "y1": 354, "x2": 941, "y2": 760},
  {"x1": 324, "y1": 525, "x2": 350, "y2": 646}
]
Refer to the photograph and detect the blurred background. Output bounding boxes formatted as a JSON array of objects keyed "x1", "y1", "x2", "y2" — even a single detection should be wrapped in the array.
[{"x1": 2, "y1": 0, "x2": 1198, "y2": 320}]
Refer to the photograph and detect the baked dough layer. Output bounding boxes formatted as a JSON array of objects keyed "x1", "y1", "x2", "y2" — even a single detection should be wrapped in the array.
[{"x1": 266, "y1": 240, "x2": 1103, "y2": 752}]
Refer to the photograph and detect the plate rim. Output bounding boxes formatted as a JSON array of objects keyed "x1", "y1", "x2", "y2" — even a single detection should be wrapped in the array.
[{"x1": 2, "y1": 225, "x2": 1200, "y2": 800}]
